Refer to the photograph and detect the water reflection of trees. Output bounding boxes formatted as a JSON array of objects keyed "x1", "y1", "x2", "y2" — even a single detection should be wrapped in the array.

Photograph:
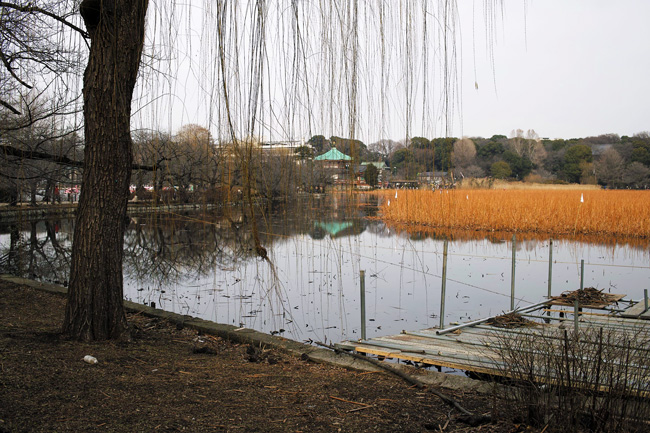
[
  {"x1": 0, "y1": 220, "x2": 72, "y2": 283},
  {"x1": 1, "y1": 193, "x2": 388, "y2": 288},
  {"x1": 124, "y1": 210, "x2": 258, "y2": 286},
  {"x1": 124, "y1": 194, "x2": 383, "y2": 284}
]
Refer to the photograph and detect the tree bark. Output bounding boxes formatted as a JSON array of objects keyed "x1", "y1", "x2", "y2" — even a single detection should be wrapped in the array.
[{"x1": 63, "y1": 0, "x2": 149, "y2": 341}]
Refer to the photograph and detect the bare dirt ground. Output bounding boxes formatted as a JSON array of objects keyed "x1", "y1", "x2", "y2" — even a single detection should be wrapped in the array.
[{"x1": 0, "y1": 280, "x2": 528, "y2": 433}]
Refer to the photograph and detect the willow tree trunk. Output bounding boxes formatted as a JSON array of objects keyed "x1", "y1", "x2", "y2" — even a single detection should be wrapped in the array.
[{"x1": 63, "y1": 0, "x2": 149, "y2": 341}]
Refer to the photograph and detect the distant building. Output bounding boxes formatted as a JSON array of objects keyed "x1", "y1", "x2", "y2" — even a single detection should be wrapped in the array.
[
  {"x1": 258, "y1": 139, "x2": 308, "y2": 156},
  {"x1": 215, "y1": 139, "x2": 309, "y2": 158},
  {"x1": 359, "y1": 161, "x2": 390, "y2": 187},
  {"x1": 417, "y1": 171, "x2": 450, "y2": 187},
  {"x1": 314, "y1": 148, "x2": 352, "y2": 183},
  {"x1": 314, "y1": 147, "x2": 352, "y2": 165}
]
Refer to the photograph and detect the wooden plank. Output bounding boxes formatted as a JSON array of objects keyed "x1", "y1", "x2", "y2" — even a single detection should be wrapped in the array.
[
  {"x1": 335, "y1": 341, "x2": 359, "y2": 351},
  {"x1": 365, "y1": 337, "x2": 481, "y2": 359},
  {"x1": 360, "y1": 336, "x2": 500, "y2": 364},
  {"x1": 348, "y1": 344, "x2": 505, "y2": 377},
  {"x1": 621, "y1": 301, "x2": 650, "y2": 319},
  {"x1": 354, "y1": 332, "x2": 650, "y2": 381},
  {"x1": 350, "y1": 338, "x2": 650, "y2": 385},
  {"x1": 339, "y1": 296, "x2": 650, "y2": 392},
  {"x1": 583, "y1": 314, "x2": 650, "y2": 330},
  {"x1": 403, "y1": 330, "x2": 495, "y2": 348},
  {"x1": 357, "y1": 339, "x2": 499, "y2": 364},
  {"x1": 376, "y1": 336, "x2": 496, "y2": 359},
  {"x1": 389, "y1": 332, "x2": 492, "y2": 347}
]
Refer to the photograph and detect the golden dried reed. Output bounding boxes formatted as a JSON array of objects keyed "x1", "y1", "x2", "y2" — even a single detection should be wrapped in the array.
[{"x1": 377, "y1": 189, "x2": 650, "y2": 239}]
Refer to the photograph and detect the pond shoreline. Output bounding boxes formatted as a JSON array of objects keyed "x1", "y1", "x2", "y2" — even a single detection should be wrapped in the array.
[
  {"x1": 1, "y1": 276, "x2": 513, "y2": 432},
  {"x1": 0, "y1": 202, "x2": 222, "y2": 222},
  {"x1": 0, "y1": 273, "x2": 492, "y2": 394}
]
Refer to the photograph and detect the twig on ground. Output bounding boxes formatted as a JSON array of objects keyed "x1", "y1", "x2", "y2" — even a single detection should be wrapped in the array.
[
  {"x1": 347, "y1": 405, "x2": 376, "y2": 413},
  {"x1": 330, "y1": 396, "x2": 371, "y2": 407}
]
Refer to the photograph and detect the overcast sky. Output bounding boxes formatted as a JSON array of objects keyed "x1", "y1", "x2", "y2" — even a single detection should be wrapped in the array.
[
  {"x1": 142, "y1": 1, "x2": 650, "y2": 143},
  {"x1": 457, "y1": 0, "x2": 650, "y2": 140}
]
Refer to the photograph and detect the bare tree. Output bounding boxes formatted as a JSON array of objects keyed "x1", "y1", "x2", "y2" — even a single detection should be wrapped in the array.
[
  {"x1": 452, "y1": 137, "x2": 476, "y2": 169},
  {"x1": 0, "y1": 1, "x2": 84, "y2": 116},
  {"x1": 256, "y1": 152, "x2": 297, "y2": 202},
  {"x1": 509, "y1": 128, "x2": 546, "y2": 165},
  {"x1": 63, "y1": 0, "x2": 148, "y2": 341},
  {"x1": 0, "y1": 2, "x2": 84, "y2": 205},
  {"x1": 623, "y1": 162, "x2": 650, "y2": 189},
  {"x1": 132, "y1": 129, "x2": 178, "y2": 203},
  {"x1": 595, "y1": 148, "x2": 624, "y2": 188},
  {"x1": 170, "y1": 124, "x2": 218, "y2": 194},
  {"x1": 0, "y1": 90, "x2": 82, "y2": 205}
]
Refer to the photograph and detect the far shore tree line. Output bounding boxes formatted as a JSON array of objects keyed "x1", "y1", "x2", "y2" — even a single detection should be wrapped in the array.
[
  {"x1": 306, "y1": 130, "x2": 650, "y2": 189},
  {"x1": 4, "y1": 125, "x2": 650, "y2": 207},
  {"x1": 129, "y1": 126, "x2": 333, "y2": 204},
  {"x1": 0, "y1": 116, "x2": 334, "y2": 205}
]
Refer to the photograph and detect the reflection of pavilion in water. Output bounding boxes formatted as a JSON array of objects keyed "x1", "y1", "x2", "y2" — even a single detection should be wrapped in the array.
[
  {"x1": 309, "y1": 220, "x2": 367, "y2": 240},
  {"x1": 303, "y1": 192, "x2": 374, "y2": 240}
]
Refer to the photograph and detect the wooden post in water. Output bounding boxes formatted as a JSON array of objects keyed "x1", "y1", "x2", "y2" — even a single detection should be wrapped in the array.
[
  {"x1": 644, "y1": 289, "x2": 648, "y2": 313},
  {"x1": 360, "y1": 270, "x2": 366, "y2": 340},
  {"x1": 548, "y1": 239, "x2": 553, "y2": 299},
  {"x1": 440, "y1": 240, "x2": 448, "y2": 330},
  {"x1": 580, "y1": 259, "x2": 585, "y2": 290},
  {"x1": 511, "y1": 234, "x2": 516, "y2": 310},
  {"x1": 547, "y1": 239, "x2": 553, "y2": 318}
]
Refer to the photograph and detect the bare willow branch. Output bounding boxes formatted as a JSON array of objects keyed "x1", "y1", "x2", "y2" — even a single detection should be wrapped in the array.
[
  {"x1": 0, "y1": 144, "x2": 163, "y2": 171},
  {"x1": 0, "y1": 1, "x2": 89, "y2": 38},
  {"x1": 0, "y1": 98, "x2": 21, "y2": 115},
  {"x1": 0, "y1": 49, "x2": 33, "y2": 89}
]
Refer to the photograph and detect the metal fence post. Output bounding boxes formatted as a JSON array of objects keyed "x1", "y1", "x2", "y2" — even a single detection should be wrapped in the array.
[
  {"x1": 511, "y1": 234, "x2": 516, "y2": 310},
  {"x1": 360, "y1": 270, "x2": 366, "y2": 340},
  {"x1": 548, "y1": 239, "x2": 553, "y2": 299},
  {"x1": 440, "y1": 240, "x2": 448, "y2": 330}
]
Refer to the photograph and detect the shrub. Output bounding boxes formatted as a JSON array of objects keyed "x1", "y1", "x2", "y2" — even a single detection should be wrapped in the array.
[{"x1": 490, "y1": 326, "x2": 650, "y2": 432}]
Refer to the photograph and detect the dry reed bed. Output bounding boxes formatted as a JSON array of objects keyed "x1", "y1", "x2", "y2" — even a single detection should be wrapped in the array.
[
  {"x1": 455, "y1": 179, "x2": 603, "y2": 190},
  {"x1": 377, "y1": 189, "x2": 650, "y2": 239}
]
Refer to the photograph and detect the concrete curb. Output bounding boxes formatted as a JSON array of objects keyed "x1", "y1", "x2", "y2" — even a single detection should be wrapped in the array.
[
  {"x1": 0, "y1": 203, "x2": 221, "y2": 222},
  {"x1": 1, "y1": 274, "x2": 494, "y2": 394}
]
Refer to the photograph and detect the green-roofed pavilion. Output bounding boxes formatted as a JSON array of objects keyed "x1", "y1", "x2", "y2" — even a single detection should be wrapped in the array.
[{"x1": 314, "y1": 147, "x2": 352, "y2": 161}]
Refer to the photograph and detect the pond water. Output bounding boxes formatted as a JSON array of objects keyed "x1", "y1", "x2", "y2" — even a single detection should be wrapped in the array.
[{"x1": 1, "y1": 193, "x2": 649, "y2": 345}]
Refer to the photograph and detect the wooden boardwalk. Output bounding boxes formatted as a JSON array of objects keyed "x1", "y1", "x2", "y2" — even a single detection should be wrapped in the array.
[{"x1": 336, "y1": 296, "x2": 650, "y2": 387}]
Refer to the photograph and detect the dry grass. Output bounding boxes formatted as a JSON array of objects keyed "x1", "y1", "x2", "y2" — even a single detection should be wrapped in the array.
[
  {"x1": 456, "y1": 179, "x2": 602, "y2": 190},
  {"x1": 376, "y1": 189, "x2": 650, "y2": 240}
]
